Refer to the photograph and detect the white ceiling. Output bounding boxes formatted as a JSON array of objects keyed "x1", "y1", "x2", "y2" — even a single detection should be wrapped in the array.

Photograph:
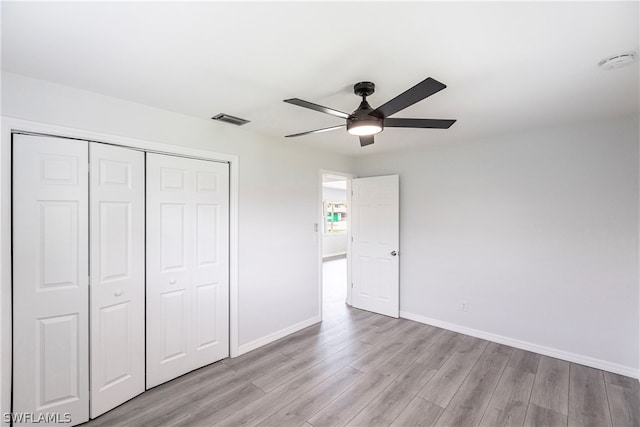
[{"x1": 2, "y1": 2, "x2": 638, "y2": 157}]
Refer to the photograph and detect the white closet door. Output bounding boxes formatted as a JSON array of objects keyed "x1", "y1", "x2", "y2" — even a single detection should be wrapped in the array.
[
  {"x1": 146, "y1": 153, "x2": 229, "y2": 388},
  {"x1": 89, "y1": 143, "x2": 145, "y2": 417},
  {"x1": 13, "y1": 134, "x2": 89, "y2": 426}
]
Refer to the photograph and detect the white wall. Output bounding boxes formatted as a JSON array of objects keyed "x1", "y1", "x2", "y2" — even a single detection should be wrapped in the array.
[
  {"x1": 322, "y1": 185, "x2": 348, "y2": 257},
  {"x1": 355, "y1": 117, "x2": 639, "y2": 376},
  {"x1": 0, "y1": 72, "x2": 355, "y2": 414},
  {"x1": 323, "y1": 234, "x2": 347, "y2": 258},
  {"x1": 323, "y1": 186, "x2": 347, "y2": 202}
]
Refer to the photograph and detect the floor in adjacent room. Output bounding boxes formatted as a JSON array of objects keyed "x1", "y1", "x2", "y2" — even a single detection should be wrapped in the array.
[{"x1": 87, "y1": 257, "x2": 639, "y2": 426}]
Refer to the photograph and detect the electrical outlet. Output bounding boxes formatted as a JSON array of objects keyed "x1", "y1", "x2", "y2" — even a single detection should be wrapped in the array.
[{"x1": 460, "y1": 301, "x2": 469, "y2": 312}]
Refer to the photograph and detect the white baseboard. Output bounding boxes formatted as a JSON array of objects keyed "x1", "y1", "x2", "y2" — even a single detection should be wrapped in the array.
[
  {"x1": 400, "y1": 311, "x2": 639, "y2": 379},
  {"x1": 237, "y1": 315, "x2": 321, "y2": 356},
  {"x1": 322, "y1": 252, "x2": 346, "y2": 260}
]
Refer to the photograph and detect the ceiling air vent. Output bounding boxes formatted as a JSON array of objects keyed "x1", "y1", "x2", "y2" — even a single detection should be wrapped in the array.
[{"x1": 211, "y1": 113, "x2": 250, "y2": 126}]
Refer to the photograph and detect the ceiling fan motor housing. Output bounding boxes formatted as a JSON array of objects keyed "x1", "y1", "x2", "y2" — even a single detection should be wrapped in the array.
[
  {"x1": 348, "y1": 81, "x2": 384, "y2": 134},
  {"x1": 347, "y1": 101, "x2": 384, "y2": 134}
]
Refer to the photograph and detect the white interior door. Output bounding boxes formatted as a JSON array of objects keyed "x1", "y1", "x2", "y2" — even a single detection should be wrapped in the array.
[
  {"x1": 12, "y1": 134, "x2": 89, "y2": 426},
  {"x1": 351, "y1": 175, "x2": 400, "y2": 318},
  {"x1": 146, "y1": 153, "x2": 229, "y2": 388},
  {"x1": 89, "y1": 143, "x2": 145, "y2": 417}
]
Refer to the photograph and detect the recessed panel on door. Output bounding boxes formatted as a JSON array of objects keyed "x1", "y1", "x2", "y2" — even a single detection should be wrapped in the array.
[
  {"x1": 13, "y1": 134, "x2": 89, "y2": 426},
  {"x1": 160, "y1": 290, "x2": 188, "y2": 362},
  {"x1": 90, "y1": 143, "x2": 145, "y2": 418},
  {"x1": 146, "y1": 153, "x2": 229, "y2": 388},
  {"x1": 160, "y1": 203, "x2": 187, "y2": 271}
]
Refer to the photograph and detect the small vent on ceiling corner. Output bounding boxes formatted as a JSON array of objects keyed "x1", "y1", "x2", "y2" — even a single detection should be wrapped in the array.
[{"x1": 211, "y1": 113, "x2": 250, "y2": 126}]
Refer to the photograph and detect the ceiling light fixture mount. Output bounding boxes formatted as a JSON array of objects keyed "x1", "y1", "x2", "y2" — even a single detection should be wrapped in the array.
[{"x1": 598, "y1": 52, "x2": 637, "y2": 70}]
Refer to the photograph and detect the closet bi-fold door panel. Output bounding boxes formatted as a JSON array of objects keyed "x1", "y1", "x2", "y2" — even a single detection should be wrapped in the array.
[
  {"x1": 146, "y1": 153, "x2": 229, "y2": 388},
  {"x1": 89, "y1": 143, "x2": 145, "y2": 417},
  {"x1": 13, "y1": 134, "x2": 89, "y2": 426}
]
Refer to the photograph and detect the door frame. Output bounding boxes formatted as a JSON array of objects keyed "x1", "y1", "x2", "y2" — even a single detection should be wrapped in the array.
[
  {"x1": 0, "y1": 117, "x2": 241, "y2": 423},
  {"x1": 319, "y1": 169, "x2": 354, "y2": 320}
]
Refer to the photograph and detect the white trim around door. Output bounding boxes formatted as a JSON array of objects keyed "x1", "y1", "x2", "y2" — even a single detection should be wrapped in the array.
[{"x1": 0, "y1": 117, "x2": 241, "y2": 426}]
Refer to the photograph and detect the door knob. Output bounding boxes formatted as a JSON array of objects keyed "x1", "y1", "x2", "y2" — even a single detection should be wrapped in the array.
[
  {"x1": 114, "y1": 289, "x2": 123, "y2": 297},
  {"x1": 169, "y1": 279, "x2": 177, "y2": 285},
  {"x1": 391, "y1": 251, "x2": 398, "y2": 256}
]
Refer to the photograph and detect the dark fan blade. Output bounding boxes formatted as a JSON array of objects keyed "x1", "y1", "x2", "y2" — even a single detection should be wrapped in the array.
[
  {"x1": 384, "y1": 118, "x2": 456, "y2": 129},
  {"x1": 359, "y1": 135, "x2": 375, "y2": 147},
  {"x1": 285, "y1": 125, "x2": 345, "y2": 138},
  {"x1": 283, "y1": 98, "x2": 350, "y2": 119},
  {"x1": 370, "y1": 77, "x2": 446, "y2": 119}
]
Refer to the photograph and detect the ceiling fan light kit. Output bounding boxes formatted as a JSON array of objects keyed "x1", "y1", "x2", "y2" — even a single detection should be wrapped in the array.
[{"x1": 284, "y1": 77, "x2": 457, "y2": 147}]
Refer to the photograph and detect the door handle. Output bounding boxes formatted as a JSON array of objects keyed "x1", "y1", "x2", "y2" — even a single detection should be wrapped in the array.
[
  {"x1": 169, "y1": 279, "x2": 177, "y2": 285},
  {"x1": 391, "y1": 251, "x2": 398, "y2": 256},
  {"x1": 114, "y1": 289, "x2": 123, "y2": 297}
]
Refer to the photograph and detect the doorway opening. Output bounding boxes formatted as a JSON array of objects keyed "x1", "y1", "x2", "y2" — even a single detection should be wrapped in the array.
[{"x1": 320, "y1": 172, "x2": 352, "y2": 324}]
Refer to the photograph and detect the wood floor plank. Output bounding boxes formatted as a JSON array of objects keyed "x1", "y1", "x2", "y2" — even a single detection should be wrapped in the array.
[
  {"x1": 359, "y1": 317, "x2": 413, "y2": 345},
  {"x1": 282, "y1": 320, "x2": 376, "y2": 359},
  {"x1": 159, "y1": 382, "x2": 265, "y2": 426},
  {"x1": 347, "y1": 362, "x2": 436, "y2": 426},
  {"x1": 479, "y1": 366, "x2": 535, "y2": 427},
  {"x1": 252, "y1": 342, "x2": 346, "y2": 393},
  {"x1": 309, "y1": 334, "x2": 434, "y2": 427},
  {"x1": 390, "y1": 396, "x2": 444, "y2": 427},
  {"x1": 132, "y1": 371, "x2": 257, "y2": 425},
  {"x1": 435, "y1": 342, "x2": 512, "y2": 427},
  {"x1": 308, "y1": 372, "x2": 395, "y2": 427},
  {"x1": 290, "y1": 323, "x2": 379, "y2": 360},
  {"x1": 568, "y1": 364, "x2": 612, "y2": 427},
  {"x1": 350, "y1": 308, "x2": 377, "y2": 322},
  {"x1": 530, "y1": 355, "x2": 570, "y2": 416},
  {"x1": 229, "y1": 351, "x2": 293, "y2": 380},
  {"x1": 223, "y1": 341, "x2": 290, "y2": 369},
  {"x1": 604, "y1": 371, "x2": 640, "y2": 391},
  {"x1": 524, "y1": 403, "x2": 568, "y2": 427},
  {"x1": 418, "y1": 335, "x2": 488, "y2": 407},
  {"x1": 217, "y1": 340, "x2": 374, "y2": 427},
  {"x1": 368, "y1": 314, "x2": 399, "y2": 328},
  {"x1": 251, "y1": 323, "x2": 380, "y2": 393},
  {"x1": 414, "y1": 329, "x2": 466, "y2": 369},
  {"x1": 110, "y1": 371, "x2": 253, "y2": 426},
  {"x1": 349, "y1": 322, "x2": 425, "y2": 373},
  {"x1": 258, "y1": 366, "x2": 363, "y2": 426},
  {"x1": 246, "y1": 323, "x2": 325, "y2": 358},
  {"x1": 606, "y1": 382, "x2": 640, "y2": 427},
  {"x1": 376, "y1": 332, "x2": 438, "y2": 375},
  {"x1": 87, "y1": 362, "x2": 238, "y2": 426},
  {"x1": 508, "y1": 348, "x2": 540, "y2": 374},
  {"x1": 349, "y1": 340, "x2": 406, "y2": 374}
]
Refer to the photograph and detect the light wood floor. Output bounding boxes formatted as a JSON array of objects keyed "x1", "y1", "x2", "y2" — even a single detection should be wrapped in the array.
[{"x1": 87, "y1": 259, "x2": 639, "y2": 426}]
